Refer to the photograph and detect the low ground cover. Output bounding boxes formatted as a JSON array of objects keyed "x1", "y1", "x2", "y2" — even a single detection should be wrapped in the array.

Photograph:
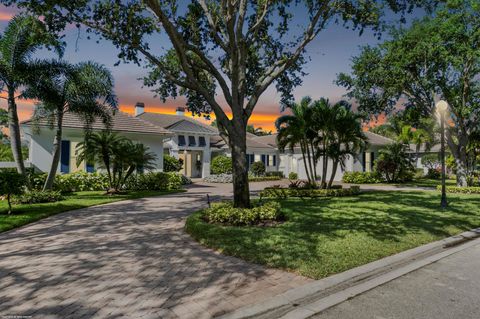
[
  {"x1": 0, "y1": 190, "x2": 182, "y2": 233},
  {"x1": 186, "y1": 191, "x2": 480, "y2": 279}
]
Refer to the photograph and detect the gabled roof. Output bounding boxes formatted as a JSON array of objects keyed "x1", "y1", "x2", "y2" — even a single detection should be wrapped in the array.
[
  {"x1": 21, "y1": 111, "x2": 170, "y2": 135},
  {"x1": 364, "y1": 131, "x2": 395, "y2": 146},
  {"x1": 138, "y1": 113, "x2": 217, "y2": 134},
  {"x1": 210, "y1": 134, "x2": 275, "y2": 151}
]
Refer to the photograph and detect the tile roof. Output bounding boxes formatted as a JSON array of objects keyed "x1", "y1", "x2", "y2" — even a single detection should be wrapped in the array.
[
  {"x1": 210, "y1": 134, "x2": 275, "y2": 150},
  {"x1": 21, "y1": 111, "x2": 170, "y2": 135},
  {"x1": 364, "y1": 131, "x2": 395, "y2": 146},
  {"x1": 138, "y1": 113, "x2": 217, "y2": 134}
]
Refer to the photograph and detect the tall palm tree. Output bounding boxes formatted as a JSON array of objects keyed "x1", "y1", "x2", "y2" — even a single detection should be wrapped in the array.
[
  {"x1": 25, "y1": 61, "x2": 117, "y2": 190},
  {"x1": 0, "y1": 15, "x2": 62, "y2": 174},
  {"x1": 326, "y1": 105, "x2": 368, "y2": 188},
  {"x1": 276, "y1": 97, "x2": 317, "y2": 185}
]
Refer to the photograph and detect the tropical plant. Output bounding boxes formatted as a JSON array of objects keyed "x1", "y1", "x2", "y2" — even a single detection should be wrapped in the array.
[
  {"x1": 24, "y1": 61, "x2": 117, "y2": 190},
  {"x1": 374, "y1": 143, "x2": 415, "y2": 183},
  {"x1": 276, "y1": 97, "x2": 318, "y2": 185},
  {"x1": 0, "y1": 170, "x2": 26, "y2": 214},
  {"x1": 6, "y1": 0, "x2": 436, "y2": 207},
  {"x1": 0, "y1": 15, "x2": 62, "y2": 174},
  {"x1": 337, "y1": 2, "x2": 480, "y2": 186},
  {"x1": 76, "y1": 131, "x2": 157, "y2": 192}
]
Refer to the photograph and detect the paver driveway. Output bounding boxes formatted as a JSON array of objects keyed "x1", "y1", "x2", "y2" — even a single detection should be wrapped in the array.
[{"x1": 0, "y1": 182, "x2": 311, "y2": 319}]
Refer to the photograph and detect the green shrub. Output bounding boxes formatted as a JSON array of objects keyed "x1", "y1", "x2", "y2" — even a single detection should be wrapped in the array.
[
  {"x1": 211, "y1": 155, "x2": 233, "y2": 174},
  {"x1": 249, "y1": 176, "x2": 282, "y2": 182},
  {"x1": 266, "y1": 171, "x2": 284, "y2": 178},
  {"x1": 288, "y1": 172, "x2": 298, "y2": 180},
  {"x1": 0, "y1": 170, "x2": 26, "y2": 214},
  {"x1": 374, "y1": 142, "x2": 415, "y2": 183},
  {"x1": 201, "y1": 201, "x2": 283, "y2": 226},
  {"x1": 124, "y1": 172, "x2": 182, "y2": 191},
  {"x1": 250, "y1": 161, "x2": 266, "y2": 176},
  {"x1": 14, "y1": 190, "x2": 64, "y2": 204},
  {"x1": 437, "y1": 186, "x2": 480, "y2": 194},
  {"x1": 27, "y1": 172, "x2": 109, "y2": 193},
  {"x1": 260, "y1": 186, "x2": 360, "y2": 198},
  {"x1": 342, "y1": 171, "x2": 382, "y2": 184},
  {"x1": 164, "y1": 155, "x2": 183, "y2": 172},
  {"x1": 425, "y1": 168, "x2": 441, "y2": 179}
]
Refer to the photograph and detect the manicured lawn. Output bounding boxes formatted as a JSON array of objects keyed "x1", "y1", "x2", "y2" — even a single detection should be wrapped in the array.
[
  {"x1": 0, "y1": 190, "x2": 183, "y2": 233},
  {"x1": 186, "y1": 191, "x2": 480, "y2": 279},
  {"x1": 399, "y1": 178, "x2": 457, "y2": 188}
]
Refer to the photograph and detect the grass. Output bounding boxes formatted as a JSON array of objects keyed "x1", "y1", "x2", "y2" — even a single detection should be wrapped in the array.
[
  {"x1": 0, "y1": 189, "x2": 183, "y2": 233},
  {"x1": 186, "y1": 191, "x2": 480, "y2": 279},
  {"x1": 397, "y1": 178, "x2": 457, "y2": 188}
]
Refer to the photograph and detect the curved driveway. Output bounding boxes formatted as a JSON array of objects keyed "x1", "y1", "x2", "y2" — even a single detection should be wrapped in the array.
[{"x1": 0, "y1": 182, "x2": 311, "y2": 319}]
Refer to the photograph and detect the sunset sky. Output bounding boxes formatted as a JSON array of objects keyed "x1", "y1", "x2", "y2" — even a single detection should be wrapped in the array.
[{"x1": 0, "y1": 4, "x2": 417, "y2": 131}]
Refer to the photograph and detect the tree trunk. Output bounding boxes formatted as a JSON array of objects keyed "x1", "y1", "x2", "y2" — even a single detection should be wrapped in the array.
[
  {"x1": 43, "y1": 108, "x2": 64, "y2": 191},
  {"x1": 328, "y1": 160, "x2": 339, "y2": 189},
  {"x1": 7, "y1": 193, "x2": 12, "y2": 215},
  {"x1": 446, "y1": 131, "x2": 468, "y2": 187},
  {"x1": 230, "y1": 128, "x2": 250, "y2": 208},
  {"x1": 7, "y1": 86, "x2": 26, "y2": 175}
]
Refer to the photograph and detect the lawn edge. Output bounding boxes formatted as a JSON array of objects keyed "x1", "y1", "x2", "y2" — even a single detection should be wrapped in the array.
[{"x1": 219, "y1": 227, "x2": 480, "y2": 319}]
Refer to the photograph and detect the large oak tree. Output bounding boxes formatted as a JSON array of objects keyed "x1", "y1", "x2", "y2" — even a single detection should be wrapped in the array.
[
  {"x1": 3, "y1": 0, "x2": 438, "y2": 206},
  {"x1": 337, "y1": 0, "x2": 480, "y2": 186}
]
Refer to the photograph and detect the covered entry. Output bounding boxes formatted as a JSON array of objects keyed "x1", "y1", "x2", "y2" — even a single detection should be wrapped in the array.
[{"x1": 179, "y1": 150, "x2": 203, "y2": 178}]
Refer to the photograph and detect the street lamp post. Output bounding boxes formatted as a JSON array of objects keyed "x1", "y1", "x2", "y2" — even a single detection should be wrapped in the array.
[{"x1": 436, "y1": 100, "x2": 448, "y2": 209}]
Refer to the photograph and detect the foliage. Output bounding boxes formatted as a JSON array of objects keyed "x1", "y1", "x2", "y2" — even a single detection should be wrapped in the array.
[
  {"x1": 0, "y1": 14, "x2": 63, "y2": 175},
  {"x1": 13, "y1": 190, "x2": 63, "y2": 204},
  {"x1": 250, "y1": 161, "x2": 266, "y2": 177},
  {"x1": 25, "y1": 60, "x2": 117, "y2": 190},
  {"x1": 124, "y1": 172, "x2": 182, "y2": 191},
  {"x1": 210, "y1": 155, "x2": 232, "y2": 175},
  {"x1": 342, "y1": 171, "x2": 383, "y2": 184},
  {"x1": 200, "y1": 201, "x2": 283, "y2": 226},
  {"x1": 5, "y1": 0, "x2": 436, "y2": 207},
  {"x1": 260, "y1": 186, "x2": 360, "y2": 199},
  {"x1": 27, "y1": 172, "x2": 110, "y2": 193},
  {"x1": 249, "y1": 176, "x2": 282, "y2": 182},
  {"x1": 180, "y1": 175, "x2": 192, "y2": 185},
  {"x1": 0, "y1": 143, "x2": 28, "y2": 161},
  {"x1": 247, "y1": 125, "x2": 271, "y2": 136},
  {"x1": 185, "y1": 191, "x2": 480, "y2": 279},
  {"x1": 0, "y1": 170, "x2": 26, "y2": 213},
  {"x1": 337, "y1": 2, "x2": 480, "y2": 186},
  {"x1": 288, "y1": 172, "x2": 298, "y2": 180},
  {"x1": 374, "y1": 143, "x2": 415, "y2": 183},
  {"x1": 266, "y1": 171, "x2": 284, "y2": 178},
  {"x1": 76, "y1": 131, "x2": 157, "y2": 192},
  {"x1": 439, "y1": 186, "x2": 480, "y2": 194},
  {"x1": 421, "y1": 153, "x2": 441, "y2": 170},
  {"x1": 163, "y1": 155, "x2": 183, "y2": 172},
  {"x1": 425, "y1": 168, "x2": 441, "y2": 180},
  {"x1": 276, "y1": 97, "x2": 367, "y2": 188}
]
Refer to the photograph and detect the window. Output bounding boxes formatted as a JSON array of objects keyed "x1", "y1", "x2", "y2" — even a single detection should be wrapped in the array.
[
  {"x1": 188, "y1": 136, "x2": 196, "y2": 146},
  {"x1": 178, "y1": 135, "x2": 186, "y2": 146},
  {"x1": 261, "y1": 154, "x2": 267, "y2": 166},
  {"x1": 86, "y1": 162, "x2": 95, "y2": 173},
  {"x1": 272, "y1": 155, "x2": 277, "y2": 167},
  {"x1": 246, "y1": 154, "x2": 254, "y2": 168},
  {"x1": 60, "y1": 140, "x2": 70, "y2": 173},
  {"x1": 199, "y1": 136, "x2": 206, "y2": 147}
]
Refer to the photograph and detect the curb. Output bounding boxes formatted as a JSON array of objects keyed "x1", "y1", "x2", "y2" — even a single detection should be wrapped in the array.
[{"x1": 218, "y1": 228, "x2": 480, "y2": 319}]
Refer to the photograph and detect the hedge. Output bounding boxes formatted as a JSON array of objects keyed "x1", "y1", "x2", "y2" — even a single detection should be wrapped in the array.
[
  {"x1": 124, "y1": 172, "x2": 183, "y2": 191},
  {"x1": 200, "y1": 201, "x2": 283, "y2": 226},
  {"x1": 260, "y1": 186, "x2": 361, "y2": 199},
  {"x1": 249, "y1": 176, "x2": 282, "y2": 182},
  {"x1": 342, "y1": 171, "x2": 382, "y2": 184},
  {"x1": 437, "y1": 186, "x2": 480, "y2": 194}
]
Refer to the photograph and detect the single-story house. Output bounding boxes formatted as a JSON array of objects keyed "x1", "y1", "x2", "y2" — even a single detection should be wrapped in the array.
[{"x1": 23, "y1": 102, "x2": 427, "y2": 182}]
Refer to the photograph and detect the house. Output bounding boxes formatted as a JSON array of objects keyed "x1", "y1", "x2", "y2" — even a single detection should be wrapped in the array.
[
  {"x1": 22, "y1": 102, "x2": 399, "y2": 182},
  {"x1": 21, "y1": 110, "x2": 170, "y2": 173}
]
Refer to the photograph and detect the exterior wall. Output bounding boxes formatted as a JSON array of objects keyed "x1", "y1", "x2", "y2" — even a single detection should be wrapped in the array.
[{"x1": 23, "y1": 126, "x2": 166, "y2": 173}]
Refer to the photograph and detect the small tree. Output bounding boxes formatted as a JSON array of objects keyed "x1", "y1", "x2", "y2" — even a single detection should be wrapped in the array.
[
  {"x1": 211, "y1": 155, "x2": 232, "y2": 175},
  {"x1": 250, "y1": 161, "x2": 265, "y2": 177},
  {"x1": 0, "y1": 170, "x2": 26, "y2": 214}
]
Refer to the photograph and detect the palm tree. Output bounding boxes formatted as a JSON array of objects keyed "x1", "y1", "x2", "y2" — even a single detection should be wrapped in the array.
[
  {"x1": 0, "y1": 15, "x2": 62, "y2": 174},
  {"x1": 76, "y1": 131, "x2": 157, "y2": 193},
  {"x1": 276, "y1": 97, "x2": 317, "y2": 185},
  {"x1": 24, "y1": 61, "x2": 117, "y2": 190},
  {"x1": 325, "y1": 105, "x2": 368, "y2": 188}
]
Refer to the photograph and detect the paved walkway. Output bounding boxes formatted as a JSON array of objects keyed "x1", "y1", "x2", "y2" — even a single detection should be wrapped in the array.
[
  {"x1": 0, "y1": 182, "x2": 311, "y2": 319},
  {"x1": 313, "y1": 239, "x2": 480, "y2": 319}
]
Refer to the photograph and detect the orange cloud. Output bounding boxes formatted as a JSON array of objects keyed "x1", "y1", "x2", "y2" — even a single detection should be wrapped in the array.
[{"x1": 0, "y1": 12, "x2": 13, "y2": 21}]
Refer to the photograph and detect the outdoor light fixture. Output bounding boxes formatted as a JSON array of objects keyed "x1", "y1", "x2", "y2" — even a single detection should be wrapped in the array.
[{"x1": 436, "y1": 100, "x2": 448, "y2": 208}]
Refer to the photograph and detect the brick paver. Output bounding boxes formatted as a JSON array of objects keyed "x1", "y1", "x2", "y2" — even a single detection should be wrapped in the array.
[{"x1": 0, "y1": 182, "x2": 311, "y2": 318}]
